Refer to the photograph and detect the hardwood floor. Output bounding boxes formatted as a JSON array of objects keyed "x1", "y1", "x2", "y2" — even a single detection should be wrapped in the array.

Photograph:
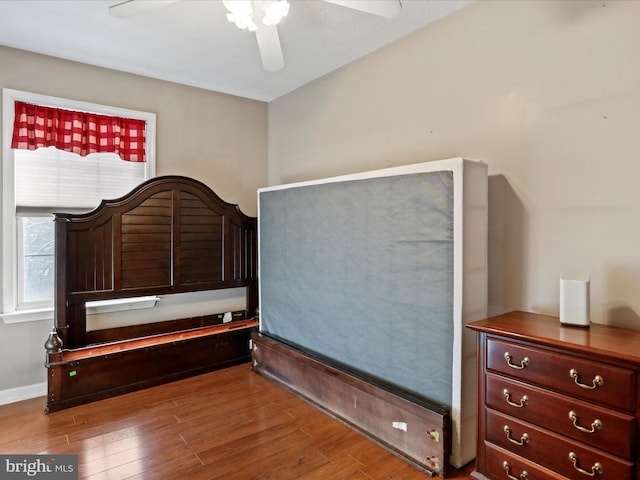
[{"x1": 0, "y1": 364, "x2": 474, "y2": 479}]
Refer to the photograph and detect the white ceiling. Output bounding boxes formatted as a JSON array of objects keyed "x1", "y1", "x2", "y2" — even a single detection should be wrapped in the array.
[{"x1": 0, "y1": 0, "x2": 471, "y2": 102}]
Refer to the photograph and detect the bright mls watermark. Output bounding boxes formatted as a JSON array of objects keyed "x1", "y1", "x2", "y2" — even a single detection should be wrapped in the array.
[{"x1": 0, "y1": 455, "x2": 77, "y2": 479}]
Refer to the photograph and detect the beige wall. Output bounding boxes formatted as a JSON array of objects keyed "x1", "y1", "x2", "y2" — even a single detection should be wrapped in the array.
[
  {"x1": 268, "y1": 0, "x2": 640, "y2": 326},
  {"x1": 0, "y1": 46, "x2": 267, "y2": 392}
]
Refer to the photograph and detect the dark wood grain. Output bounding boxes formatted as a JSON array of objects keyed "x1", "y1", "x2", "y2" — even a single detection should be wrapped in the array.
[
  {"x1": 1, "y1": 365, "x2": 475, "y2": 479},
  {"x1": 486, "y1": 408, "x2": 633, "y2": 479},
  {"x1": 467, "y1": 310, "x2": 640, "y2": 363},
  {"x1": 54, "y1": 175, "x2": 258, "y2": 349},
  {"x1": 468, "y1": 311, "x2": 640, "y2": 480},
  {"x1": 252, "y1": 332, "x2": 450, "y2": 477},
  {"x1": 486, "y1": 336, "x2": 635, "y2": 411},
  {"x1": 485, "y1": 372, "x2": 634, "y2": 458},
  {"x1": 47, "y1": 176, "x2": 259, "y2": 413},
  {"x1": 46, "y1": 324, "x2": 256, "y2": 413}
]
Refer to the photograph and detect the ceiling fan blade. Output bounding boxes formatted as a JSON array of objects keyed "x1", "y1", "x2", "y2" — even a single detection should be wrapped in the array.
[
  {"x1": 323, "y1": 0, "x2": 401, "y2": 19},
  {"x1": 255, "y1": 25, "x2": 285, "y2": 72},
  {"x1": 109, "y1": 0, "x2": 180, "y2": 18}
]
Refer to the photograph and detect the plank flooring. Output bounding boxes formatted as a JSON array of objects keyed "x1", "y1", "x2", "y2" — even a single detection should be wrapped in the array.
[{"x1": 0, "y1": 364, "x2": 474, "y2": 479}]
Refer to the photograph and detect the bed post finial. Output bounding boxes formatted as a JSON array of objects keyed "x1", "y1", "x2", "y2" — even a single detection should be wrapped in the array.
[{"x1": 44, "y1": 329, "x2": 63, "y2": 353}]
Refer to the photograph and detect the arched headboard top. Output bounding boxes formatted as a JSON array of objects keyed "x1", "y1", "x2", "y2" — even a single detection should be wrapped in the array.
[{"x1": 55, "y1": 175, "x2": 255, "y2": 226}]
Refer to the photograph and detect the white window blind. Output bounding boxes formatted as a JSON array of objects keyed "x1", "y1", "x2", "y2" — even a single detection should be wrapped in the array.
[
  {"x1": 2, "y1": 88, "x2": 156, "y2": 322},
  {"x1": 15, "y1": 147, "x2": 147, "y2": 213}
]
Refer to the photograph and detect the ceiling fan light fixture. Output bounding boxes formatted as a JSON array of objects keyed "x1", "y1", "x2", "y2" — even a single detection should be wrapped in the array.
[
  {"x1": 223, "y1": 0, "x2": 289, "y2": 31},
  {"x1": 223, "y1": 0, "x2": 258, "y2": 31},
  {"x1": 226, "y1": 12, "x2": 258, "y2": 31},
  {"x1": 261, "y1": 0, "x2": 290, "y2": 27}
]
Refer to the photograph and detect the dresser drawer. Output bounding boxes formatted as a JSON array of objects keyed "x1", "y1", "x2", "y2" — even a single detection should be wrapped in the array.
[
  {"x1": 485, "y1": 441, "x2": 570, "y2": 480},
  {"x1": 486, "y1": 408, "x2": 634, "y2": 480},
  {"x1": 487, "y1": 338, "x2": 636, "y2": 412},
  {"x1": 486, "y1": 373, "x2": 635, "y2": 459}
]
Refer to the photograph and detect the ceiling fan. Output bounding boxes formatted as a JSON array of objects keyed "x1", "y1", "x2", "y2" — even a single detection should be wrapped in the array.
[{"x1": 108, "y1": 0, "x2": 402, "y2": 72}]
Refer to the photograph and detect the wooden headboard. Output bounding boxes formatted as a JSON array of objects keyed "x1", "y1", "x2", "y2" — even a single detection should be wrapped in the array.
[{"x1": 46, "y1": 175, "x2": 258, "y2": 412}]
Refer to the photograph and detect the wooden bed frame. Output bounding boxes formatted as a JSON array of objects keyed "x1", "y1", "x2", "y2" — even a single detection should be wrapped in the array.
[
  {"x1": 45, "y1": 175, "x2": 258, "y2": 413},
  {"x1": 252, "y1": 333, "x2": 451, "y2": 477}
]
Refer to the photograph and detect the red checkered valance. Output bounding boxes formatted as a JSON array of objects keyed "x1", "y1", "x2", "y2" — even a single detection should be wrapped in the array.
[{"x1": 11, "y1": 101, "x2": 147, "y2": 162}]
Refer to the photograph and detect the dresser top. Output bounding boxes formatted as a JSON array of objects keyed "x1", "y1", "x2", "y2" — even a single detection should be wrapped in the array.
[{"x1": 467, "y1": 310, "x2": 640, "y2": 365}]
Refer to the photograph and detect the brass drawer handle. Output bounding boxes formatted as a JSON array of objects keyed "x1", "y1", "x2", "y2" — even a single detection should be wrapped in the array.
[
  {"x1": 504, "y1": 352, "x2": 530, "y2": 370},
  {"x1": 503, "y1": 461, "x2": 529, "y2": 480},
  {"x1": 569, "y1": 410, "x2": 603, "y2": 434},
  {"x1": 504, "y1": 425, "x2": 530, "y2": 446},
  {"x1": 570, "y1": 369, "x2": 604, "y2": 390},
  {"x1": 503, "y1": 388, "x2": 529, "y2": 408},
  {"x1": 569, "y1": 452, "x2": 604, "y2": 476}
]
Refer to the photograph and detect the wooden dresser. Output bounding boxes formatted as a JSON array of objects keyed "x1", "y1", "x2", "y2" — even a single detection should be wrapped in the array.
[{"x1": 467, "y1": 311, "x2": 640, "y2": 480}]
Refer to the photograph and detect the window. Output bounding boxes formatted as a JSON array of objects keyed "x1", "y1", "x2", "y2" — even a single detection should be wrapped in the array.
[
  {"x1": 18, "y1": 215, "x2": 55, "y2": 307},
  {"x1": 2, "y1": 89, "x2": 156, "y2": 323}
]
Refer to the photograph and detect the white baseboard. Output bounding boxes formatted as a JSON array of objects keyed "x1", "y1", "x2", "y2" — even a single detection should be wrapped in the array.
[{"x1": 0, "y1": 382, "x2": 47, "y2": 406}]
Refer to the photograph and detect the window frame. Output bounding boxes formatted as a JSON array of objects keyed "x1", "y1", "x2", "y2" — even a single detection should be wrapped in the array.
[{"x1": 1, "y1": 88, "x2": 156, "y2": 324}]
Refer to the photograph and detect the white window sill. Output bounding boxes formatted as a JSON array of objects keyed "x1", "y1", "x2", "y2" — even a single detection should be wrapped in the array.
[{"x1": 1, "y1": 308, "x2": 53, "y2": 324}]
